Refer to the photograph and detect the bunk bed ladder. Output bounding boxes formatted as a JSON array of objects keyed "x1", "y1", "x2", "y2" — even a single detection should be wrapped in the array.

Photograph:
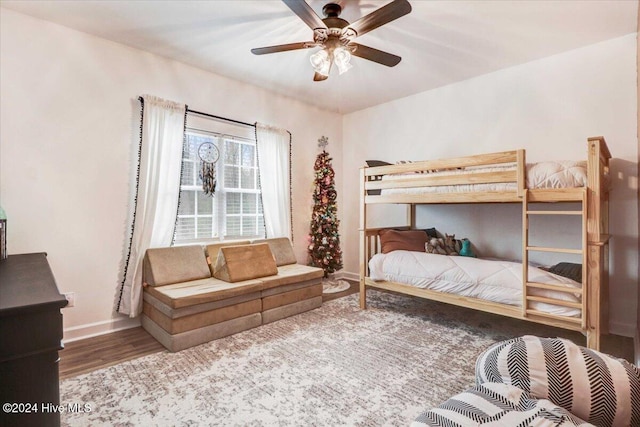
[{"x1": 522, "y1": 189, "x2": 588, "y2": 330}]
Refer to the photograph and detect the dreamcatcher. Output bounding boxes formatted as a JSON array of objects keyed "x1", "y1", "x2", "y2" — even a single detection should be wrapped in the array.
[{"x1": 197, "y1": 142, "x2": 220, "y2": 196}]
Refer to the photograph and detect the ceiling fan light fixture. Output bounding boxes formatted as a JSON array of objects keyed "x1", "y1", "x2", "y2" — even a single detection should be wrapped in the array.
[
  {"x1": 333, "y1": 46, "x2": 352, "y2": 75},
  {"x1": 253, "y1": 0, "x2": 412, "y2": 82},
  {"x1": 310, "y1": 49, "x2": 331, "y2": 76}
]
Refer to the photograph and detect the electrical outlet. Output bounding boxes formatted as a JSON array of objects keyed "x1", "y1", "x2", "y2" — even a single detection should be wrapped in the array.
[{"x1": 64, "y1": 292, "x2": 75, "y2": 307}]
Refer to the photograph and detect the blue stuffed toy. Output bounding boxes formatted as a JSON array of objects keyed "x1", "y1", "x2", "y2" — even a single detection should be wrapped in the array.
[{"x1": 459, "y1": 238, "x2": 476, "y2": 257}]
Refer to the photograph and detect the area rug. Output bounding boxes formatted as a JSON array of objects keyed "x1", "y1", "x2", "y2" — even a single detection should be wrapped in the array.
[{"x1": 60, "y1": 290, "x2": 585, "y2": 426}]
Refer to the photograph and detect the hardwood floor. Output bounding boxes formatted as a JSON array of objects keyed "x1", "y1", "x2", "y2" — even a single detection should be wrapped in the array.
[
  {"x1": 60, "y1": 280, "x2": 634, "y2": 380},
  {"x1": 60, "y1": 326, "x2": 164, "y2": 380}
]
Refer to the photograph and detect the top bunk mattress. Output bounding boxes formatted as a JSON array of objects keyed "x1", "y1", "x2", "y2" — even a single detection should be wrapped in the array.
[{"x1": 380, "y1": 161, "x2": 587, "y2": 195}]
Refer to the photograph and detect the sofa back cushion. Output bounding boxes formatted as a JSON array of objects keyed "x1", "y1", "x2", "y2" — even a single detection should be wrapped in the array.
[
  {"x1": 213, "y1": 243, "x2": 278, "y2": 283},
  {"x1": 143, "y1": 245, "x2": 211, "y2": 287},
  {"x1": 205, "y1": 240, "x2": 251, "y2": 268},
  {"x1": 251, "y1": 237, "x2": 297, "y2": 266}
]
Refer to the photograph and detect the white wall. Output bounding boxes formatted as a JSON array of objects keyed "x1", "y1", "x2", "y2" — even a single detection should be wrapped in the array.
[
  {"x1": 343, "y1": 34, "x2": 638, "y2": 336},
  {"x1": 0, "y1": 9, "x2": 342, "y2": 340}
]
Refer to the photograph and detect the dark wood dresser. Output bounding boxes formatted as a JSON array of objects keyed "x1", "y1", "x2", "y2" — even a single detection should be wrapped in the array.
[{"x1": 0, "y1": 253, "x2": 67, "y2": 427}]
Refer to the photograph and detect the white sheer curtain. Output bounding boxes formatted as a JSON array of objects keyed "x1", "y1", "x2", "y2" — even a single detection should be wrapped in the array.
[
  {"x1": 118, "y1": 95, "x2": 186, "y2": 317},
  {"x1": 255, "y1": 123, "x2": 292, "y2": 240}
]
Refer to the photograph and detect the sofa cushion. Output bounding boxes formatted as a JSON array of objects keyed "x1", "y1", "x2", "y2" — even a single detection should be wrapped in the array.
[
  {"x1": 142, "y1": 313, "x2": 262, "y2": 353},
  {"x1": 260, "y1": 264, "x2": 324, "y2": 290},
  {"x1": 261, "y1": 279, "x2": 321, "y2": 298},
  {"x1": 205, "y1": 240, "x2": 251, "y2": 269},
  {"x1": 143, "y1": 299, "x2": 262, "y2": 334},
  {"x1": 262, "y1": 283, "x2": 323, "y2": 311},
  {"x1": 213, "y1": 243, "x2": 278, "y2": 283},
  {"x1": 262, "y1": 296, "x2": 323, "y2": 325},
  {"x1": 412, "y1": 382, "x2": 589, "y2": 427},
  {"x1": 251, "y1": 237, "x2": 297, "y2": 266},
  {"x1": 144, "y1": 277, "x2": 263, "y2": 309},
  {"x1": 143, "y1": 291, "x2": 261, "y2": 319},
  {"x1": 475, "y1": 335, "x2": 640, "y2": 427},
  {"x1": 143, "y1": 245, "x2": 211, "y2": 286}
]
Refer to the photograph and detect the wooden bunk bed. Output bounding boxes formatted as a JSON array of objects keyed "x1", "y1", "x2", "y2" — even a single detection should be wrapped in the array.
[{"x1": 359, "y1": 137, "x2": 611, "y2": 350}]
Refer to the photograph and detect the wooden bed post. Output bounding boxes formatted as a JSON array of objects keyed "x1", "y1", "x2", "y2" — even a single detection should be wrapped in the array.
[
  {"x1": 408, "y1": 204, "x2": 416, "y2": 229},
  {"x1": 522, "y1": 189, "x2": 529, "y2": 317},
  {"x1": 359, "y1": 167, "x2": 368, "y2": 309},
  {"x1": 516, "y1": 149, "x2": 526, "y2": 198},
  {"x1": 585, "y1": 137, "x2": 611, "y2": 350}
]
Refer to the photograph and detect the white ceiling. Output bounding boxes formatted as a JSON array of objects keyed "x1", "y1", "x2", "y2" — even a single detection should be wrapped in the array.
[{"x1": 1, "y1": 0, "x2": 637, "y2": 113}]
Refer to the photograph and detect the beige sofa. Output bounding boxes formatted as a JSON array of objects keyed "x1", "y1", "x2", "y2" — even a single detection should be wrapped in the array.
[{"x1": 141, "y1": 238, "x2": 324, "y2": 352}]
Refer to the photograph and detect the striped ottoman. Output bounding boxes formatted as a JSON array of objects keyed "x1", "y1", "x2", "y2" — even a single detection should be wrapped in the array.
[
  {"x1": 412, "y1": 382, "x2": 591, "y2": 426},
  {"x1": 475, "y1": 335, "x2": 640, "y2": 427}
]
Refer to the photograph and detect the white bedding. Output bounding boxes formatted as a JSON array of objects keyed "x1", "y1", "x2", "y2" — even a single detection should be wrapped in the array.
[
  {"x1": 368, "y1": 251, "x2": 582, "y2": 317},
  {"x1": 380, "y1": 161, "x2": 587, "y2": 195},
  {"x1": 527, "y1": 160, "x2": 587, "y2": 188}
]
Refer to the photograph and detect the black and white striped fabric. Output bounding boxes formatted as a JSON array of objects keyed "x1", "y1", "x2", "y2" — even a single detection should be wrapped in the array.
[
  {"x1": 412, "y1": 382, "x2": 592, "y2": 426},
  {"x1": 475, "y1": 335, "x2": 640, "y2": 427}
]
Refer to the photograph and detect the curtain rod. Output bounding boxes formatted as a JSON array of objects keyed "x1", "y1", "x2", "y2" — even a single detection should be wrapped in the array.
[
  {"x1": 137, "y1": 96, "x2": 255, "y2": 129},
  {"x1": 187, "y1": 109, "x2": 256, "y2": 129},
  {"x1": 188, "y1": 127, "x2": 255, "y2": 143}
]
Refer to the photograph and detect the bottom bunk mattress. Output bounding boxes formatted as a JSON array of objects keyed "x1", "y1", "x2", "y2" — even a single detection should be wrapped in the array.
[{"x1": 368, "y1": 251, "x2": 582, "y2": 317}]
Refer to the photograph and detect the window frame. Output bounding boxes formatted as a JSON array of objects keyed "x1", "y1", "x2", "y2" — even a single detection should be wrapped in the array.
[{"x1": 173, "y1": 128, "x2": 265, "y2": 244}]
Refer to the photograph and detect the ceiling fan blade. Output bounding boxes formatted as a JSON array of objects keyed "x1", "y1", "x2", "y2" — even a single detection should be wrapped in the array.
[
  {"x1": 344, "y1": 0, "x2": 412, "y2": 38},
  {"x1": 251, "y1": 42, "x2": 314, "y2": 55},
  {"x1": 313, "y1": 72, "x2": 329, "y2": 82},
  {"x1": 282, "y1": 0, "x2": 327, "y2": 30},
  {"x1": 350, "y1": 43, "x2": 401, "y2": 67}
]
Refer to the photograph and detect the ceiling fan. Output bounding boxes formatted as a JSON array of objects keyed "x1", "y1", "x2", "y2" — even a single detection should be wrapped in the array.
[{"x1": 251, "y1": 0, "x2": 412, "y2": 81}]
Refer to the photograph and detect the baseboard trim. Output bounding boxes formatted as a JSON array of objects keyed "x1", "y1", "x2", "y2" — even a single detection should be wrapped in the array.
[
  {"x1": 63, "y1": 316, "x2": 141, "y2": 343},
  {"x1": 608, "y1": 321, "x2": 636, "y2": 338},
  {"x1": 334, "y1": 271, "x2": 359, "y2": 282},
  {"x1": 61, "y1": 280, "x2": 637, "y2": 346}
]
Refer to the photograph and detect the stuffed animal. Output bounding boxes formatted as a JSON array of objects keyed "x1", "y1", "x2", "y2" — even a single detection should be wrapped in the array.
[
  {"x1": 425, "y1": 237, "x2": 448, "y2": 255},
  {"x1": 444, "y1": 234, "x2": 461, "y2": 255},
  {"x1": 426, "y1": 236, "x2": 459, "y2": 256},
  {"x1": 459, "y1": 238, "x2": 476, "y2": 257}
]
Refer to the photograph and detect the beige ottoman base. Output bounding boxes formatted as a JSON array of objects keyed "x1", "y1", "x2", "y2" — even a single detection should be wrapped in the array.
[
  {"x1": 262, "y1": 296, "x2": 322, "y2": 324},
  {"x1": 142, "y1": 312, "x2": 261, "y2": 352}
]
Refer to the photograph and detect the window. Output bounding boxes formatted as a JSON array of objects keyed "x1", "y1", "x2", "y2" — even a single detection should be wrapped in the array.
[{"x1": 174, "y1": 130, "x2": 265, "y2": 243}]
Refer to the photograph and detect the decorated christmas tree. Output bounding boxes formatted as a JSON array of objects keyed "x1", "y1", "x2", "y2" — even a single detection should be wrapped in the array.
[{"x1": 308, "y1": 138, "x2": 343, "y2": 278}]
